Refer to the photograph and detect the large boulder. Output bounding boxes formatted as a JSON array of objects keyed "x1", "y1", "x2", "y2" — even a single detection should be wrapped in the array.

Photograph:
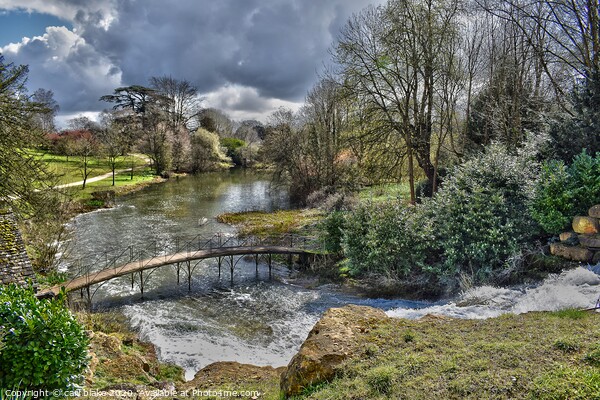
[
  {"x1": 589, "y1": 205, "x2": 600, "y2": 219},
  {"x1": 280, "y1": 305, "x2": 388, "y2": 397},
  {"x1": 573, "y1": 216, "x2": 600, "y2": 234},
  {"x1": 550, "y1": 242, "x2": 594, "y2": 262}
]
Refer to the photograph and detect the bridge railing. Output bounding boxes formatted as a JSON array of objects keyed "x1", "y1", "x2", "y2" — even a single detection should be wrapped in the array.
[{"x1": 57, "y1": 232, "x2": 326, "y2": 285}]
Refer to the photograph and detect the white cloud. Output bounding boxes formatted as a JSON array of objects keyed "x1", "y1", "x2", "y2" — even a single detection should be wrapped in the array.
[
  {"x1": 203, "y1": 84, "x2": 302, "y2": 122},
  {"x1": 2, "y1": 25, "x2": 122, "y2": 113}
]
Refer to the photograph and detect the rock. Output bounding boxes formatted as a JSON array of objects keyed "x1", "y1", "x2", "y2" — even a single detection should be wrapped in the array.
[
  {"x1": 593, "y1": 251, "x2": 600, "y2": 264},
  {"x1": 182, "y1": 362, "x2": 285, "y2": 390},
  {"x1": 559, "y1": 231, "x2": 579, "y2": 243},
  {"x1": 589, "y1": 205, "x2": 600, "y2": 218},
  {"x1": 579, "y1": 235, "x2": 600, "y2": 250},
  {"x1": 280, "y1": 305, "x2": 388, "y2": 397},
  {"x1": 550, "y1": 242, "x2": 594, "y2": 262},
  {"x1": 573, "y1": 216, "x2": 600, "y2": 234}
]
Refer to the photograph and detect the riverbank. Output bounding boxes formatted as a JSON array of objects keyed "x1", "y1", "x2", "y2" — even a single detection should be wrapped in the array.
[{"x1": 78, "y1": 303, "x2": 600, "y2": 399}]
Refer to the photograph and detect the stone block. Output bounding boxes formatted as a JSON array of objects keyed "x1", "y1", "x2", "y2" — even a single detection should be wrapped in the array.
[
  {"x1": 589, "y1": 205, "x2": 600, "y2": 218},
  {"x1": 550, "y1": 242, "x2": 594, "y2": 262},
  {"x1": 573, "y1": 216, "x2": 600, "y2": 234},
  {"x1": 579, "y1": 235, "x2": 600, "y2": 250}
]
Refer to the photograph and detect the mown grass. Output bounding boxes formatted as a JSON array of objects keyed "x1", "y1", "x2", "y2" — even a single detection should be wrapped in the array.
[
  {"x1": 29, "y1": 150, "x2": 148, "y2": 184},
  {"x1": 217, "y1": 209, "x2": 324, "y2": 237},
  {"x1": 296, "y1": 310, "x2": 600, "y2": 399},
  {"x1": 63, "y1": 167, "x2": 159, "y2": 202}
]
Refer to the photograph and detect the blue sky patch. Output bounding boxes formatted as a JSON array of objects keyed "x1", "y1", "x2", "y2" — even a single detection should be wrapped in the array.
[{"x1": 0, "y1": 10, "x2": 72, "y2": 46}]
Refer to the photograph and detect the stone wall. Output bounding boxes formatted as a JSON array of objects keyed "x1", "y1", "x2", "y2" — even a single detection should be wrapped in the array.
[
  {"x1": 0, "y1": 209, "x2": 36, "y2": 289},
  {"x1": 550, "y1": 204, "x2": 600, "y2": 264}
]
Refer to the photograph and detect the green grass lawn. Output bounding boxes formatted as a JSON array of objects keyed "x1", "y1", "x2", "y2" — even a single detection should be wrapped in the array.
[
  {"x1": 29, "y1": 149, "x2": 148, "y2": 184},
  {"x1": 63, "y1": 167, "x2": 159, "y2": 202},
  {"x1": 358, "y1": 182, "x2": 410, "y2": 203}
]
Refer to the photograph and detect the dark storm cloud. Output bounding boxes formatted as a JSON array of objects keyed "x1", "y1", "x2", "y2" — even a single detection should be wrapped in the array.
[{"x1": 1, "y1": 0, "x2": 381, "y2": 119}]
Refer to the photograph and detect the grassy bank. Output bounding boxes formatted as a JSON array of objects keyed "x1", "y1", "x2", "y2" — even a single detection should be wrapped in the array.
[{"x1": 300, "y1": 309, "x2": 600, "y2": 399}]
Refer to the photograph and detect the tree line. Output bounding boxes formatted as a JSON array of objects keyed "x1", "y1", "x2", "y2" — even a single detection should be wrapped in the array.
[{"x1": 263, "y1": 0, "x2": 600, "y2": 204}]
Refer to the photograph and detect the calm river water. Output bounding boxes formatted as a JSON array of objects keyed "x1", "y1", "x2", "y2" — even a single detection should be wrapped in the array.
[{"x1": 62, "y1": 170, "x2": 600, "y2": 379}]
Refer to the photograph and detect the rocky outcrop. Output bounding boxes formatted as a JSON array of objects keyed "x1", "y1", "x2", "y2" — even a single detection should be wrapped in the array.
[
  {"x1": 280, "y1": 305, "x2": 388, "y2": 397},
  {"x1": 552, "y1": 205, "x2": 600, "y2": 264},
  {"x1": 182, "y1": 361, "x2": 285, "y2": 390},
  {"x1": 0, "y1": 209, "x2": 36, "y2": 289}
]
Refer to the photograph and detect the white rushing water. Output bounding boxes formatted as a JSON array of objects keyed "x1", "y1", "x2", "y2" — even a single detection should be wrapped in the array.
[{"x1": 387, "y1": 266, "x2": 600, "y2": 320}]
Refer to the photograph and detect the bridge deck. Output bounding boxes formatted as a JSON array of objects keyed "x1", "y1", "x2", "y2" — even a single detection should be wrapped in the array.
[{"x1": 39, "y1": 245, "x2": 315, "y2": 297}]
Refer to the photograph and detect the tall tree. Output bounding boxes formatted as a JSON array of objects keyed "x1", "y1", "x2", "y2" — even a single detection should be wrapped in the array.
[
  {"x1": 150, "y1": 75, "x2": 201, "y2": 131},
  {"x1": 31, "y1": 88, "x2": 59, "y2": 133},
  {"x1": 334, "y1": 0, "x2": 462, "y2": 202}
]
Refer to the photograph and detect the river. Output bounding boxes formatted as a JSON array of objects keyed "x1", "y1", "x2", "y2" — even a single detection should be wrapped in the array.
[{"x1": 61, "y1": 170, "x2": 600, "y2": 380}]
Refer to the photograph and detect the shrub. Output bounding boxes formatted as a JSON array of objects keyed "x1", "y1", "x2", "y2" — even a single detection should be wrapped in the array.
[
  {"x1": 365, "y1": 365, "x2": 396, "y2": 395},
  {"x1": 426, "y1": 144, "x2": 538, "y2": 282},
  {"x1": 0, "y1": 284, "x2": 89, "y2": 392},
  {"x1": 530, "y1": 150, "x2": 600, "y2": 234},
  {"x1": 341, "y1": 201, "x2": 433, "y2": 278},
  {"x1": 320, "y1": 211, "x2": 346, "y2": 253}
]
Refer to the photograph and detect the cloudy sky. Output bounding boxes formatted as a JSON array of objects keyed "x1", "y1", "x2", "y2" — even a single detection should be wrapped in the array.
[{"x1": 0, "y1": 0, "x2": 380, "y2": 127}]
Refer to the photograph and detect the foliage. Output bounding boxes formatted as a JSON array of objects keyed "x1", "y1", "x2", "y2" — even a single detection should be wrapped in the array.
[
  {"x1": 530, "y1": 150, "x2": 600, "y2": 234},
  {"x1": 339, "y1": 144, "x2": 538, "y2": 286},
  {"x1": 0, "y1": 284, "x2": 89, "y2": 392},
  {"x1": 220, "y1": 137, "x2": 246, "y2": 166},
  {"x1": 425, "y1": 144, "x2": 537, "y2": 282},
  {"x1": 190, "y1": 128, "x2": 230, "y2": 172},
  {"x1": 320, "y1": 211, "x2": 346, "y2": 254},
  {"x1": 341, "y1": 201, "x2": 433, "y2": 279}
]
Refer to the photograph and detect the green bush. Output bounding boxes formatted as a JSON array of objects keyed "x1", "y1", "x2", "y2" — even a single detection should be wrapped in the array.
[
  {"x1": 341, "y1": 201, "x2": 433, "y2": 278},
  {"x1": 339, "y1": 144, "x2": 538, "y2": 287},
  {"x1": 0, "y1": 284, "x2": 89, "y2": 392},
  {"x1": 530, "y1": 150, "x2": 600, "y2": 234},
  {"x1": 425, "y1": 144, "x2": 537, "y2": 281},
  {"x1": 320, "y1": 211, "x2": 346, "y2": 253}
]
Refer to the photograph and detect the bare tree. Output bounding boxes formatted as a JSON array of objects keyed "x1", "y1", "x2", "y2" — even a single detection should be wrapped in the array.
[
  {"x1": 150, "y1": 75, "x2": 201, "y2": 131},
  {"x1": 31, "y1": 88, "x2": 59, "y2": 133},
  {"x1": 334, "y1": 0, "x2": 462, "y2": 202}
]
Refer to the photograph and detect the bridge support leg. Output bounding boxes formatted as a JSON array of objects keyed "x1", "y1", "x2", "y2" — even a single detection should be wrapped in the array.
[
  {"x1": 229, "y1": 255, "x2": 234, "y2": 284},
  {"x1": 80, "y1": 288, "x2": 84, "y2": 298},
  {"x1": 268, "y1": 254, "x2": 272, "y2": 279},
  {"x1": 176, "y1": 263, "x2": 180, "y2": 285},
  {"x1": 131, "y1": 273, "x2": 134, "y2": 289},
  {"x1": 288, "y1": 254, "x2": 293, "y2": 268},
  {"x1": 187, "y1": 261, "x2": 191, "y2": 291},
  {"x1": 255, "y1": 254, "x2": 259, "y2": 274},
  {"x1": 139, "y1": 271, "x2": 144, "y2": 298},
  {"x1": 218, "y1": 257, "x2": 222, "y2": 279},
  {"x1": 86, "y1": 285, "x2": 91, "y2": 302}
]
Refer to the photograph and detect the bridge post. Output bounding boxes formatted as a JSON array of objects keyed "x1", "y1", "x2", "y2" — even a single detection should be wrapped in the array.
[
  {"x1": 268, "y1": 254, "x2": 272, "y2": 279},
  {"x1": 255, "y1": 254, "x2": 258, "y2": 273},
  {"x1": 139, "y1": 271, "x2": 144, "y2": 298},
  {"x1": 176, "y1": 262, "x2": 180, "y2": 285},
  {"x1": 187, "y1": 260, "x2": 191, "y2": 291},
  {"x1": 218, "y1": 257, "x2": 222, "y2": 278},
  {"x1": 131, "y1": 273, "x2": 134, "y2": 289},
  {"x1": 229, "y1": 255, "x2": 234, "y2": 284},
  {"x1": 86, "y1": 285, "x2": 91, "y2": 302}
]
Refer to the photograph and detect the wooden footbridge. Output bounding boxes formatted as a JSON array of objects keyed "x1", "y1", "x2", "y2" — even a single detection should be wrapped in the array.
[{"x1": 37, "y1": 233, "x2": 325, "y2": 300}]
